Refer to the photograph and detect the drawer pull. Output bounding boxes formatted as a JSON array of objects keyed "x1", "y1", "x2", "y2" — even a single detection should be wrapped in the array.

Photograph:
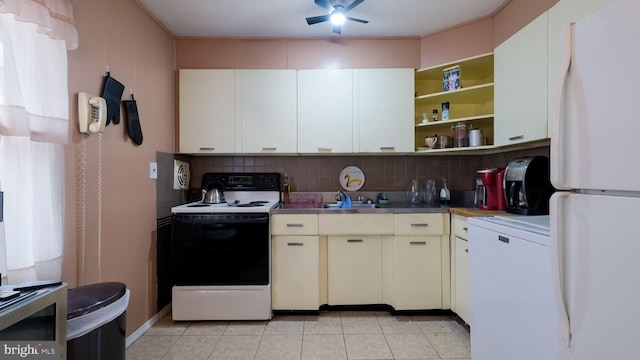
[
  {"x1": 508, "y1": 135, "x2": 524, "y2": 141},
  {"x1": 347, "y1": 239, "x2": 363, "y2": 243},
  {"x1": 286, "y1": 224, "x2": 304, "y2": 227},
  {"x1": 410, "y1": 241, "x2": 427, "y2": 245},
  {"x1": 262, "y1": 147, "x2": 277, "y2": 151},
  {"x1": 287, "y1": 242, "x2": 304, "y2": 246},
  {"x1": 199, "y1": 147, "x2": 215, "y2": 151},
  {"x1": 318, "y1": 147, "x2": 332, "y2": 152},
  {"x1": 498, "y1": 235, "x2": 510, "y2": 244},
  {"x1": 411, "y1": 223, "x2": 429, "y2": 227},
  {"x1": 380, "y1": 146, "x2": 396, "y2": 151},
  {"x1": 463, "y1": 227, "x2": 468, "y2": 231}
]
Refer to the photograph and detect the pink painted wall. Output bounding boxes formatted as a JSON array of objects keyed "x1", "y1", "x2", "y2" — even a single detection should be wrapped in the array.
[
  {"x1": 176, "y1": 38, "x2": 421, "y2": 69},
  {"x1": 493, "y1": 0, "x2": 559, "y2": 46},
  {"x1": 64, "y1": 0, "x2": 175, "y2": 335},
  {"x1": 419, "y1": 17, "x2": 494, "y2": 68}
]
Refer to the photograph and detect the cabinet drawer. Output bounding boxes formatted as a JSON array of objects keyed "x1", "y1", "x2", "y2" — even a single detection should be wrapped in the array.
[
  {"x1": 319, "y1": 214, "x2": 394, "y2": 235},
  {"x1": 452, "y1": 215, "x2": 469, "y2": 240},
  {"x1": 394, "y1": 214, "x2": 445, "y2": 235},
  {"x1": 271, "y1": 214, "x2": 318, "y2": 235}
]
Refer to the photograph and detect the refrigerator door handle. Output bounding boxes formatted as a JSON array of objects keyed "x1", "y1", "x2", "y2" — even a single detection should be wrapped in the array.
[
  {"x1": 550, "y1": 23, "x2": 575, "y2": 190},
  {"x1": 550, "y1": 192, "x2": 572, "y2": 347}
]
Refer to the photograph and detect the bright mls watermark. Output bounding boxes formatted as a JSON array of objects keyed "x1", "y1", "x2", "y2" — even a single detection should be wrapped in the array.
[{"x1": 0, "y1": 342, "x2": 58, "y2": 359}]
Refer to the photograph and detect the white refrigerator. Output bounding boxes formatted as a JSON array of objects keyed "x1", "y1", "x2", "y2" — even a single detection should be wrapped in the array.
[{"x1": 550, "y1": 0, "x2": 640, "y2": 358}]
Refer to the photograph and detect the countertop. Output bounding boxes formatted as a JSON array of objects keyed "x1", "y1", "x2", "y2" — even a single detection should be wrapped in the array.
[
  {"x1": 449, "y1": 207, "x2": 511, "y2": 217},
  {"x1": 272, "y1": 202, "x2": 509, "y2": 216}
]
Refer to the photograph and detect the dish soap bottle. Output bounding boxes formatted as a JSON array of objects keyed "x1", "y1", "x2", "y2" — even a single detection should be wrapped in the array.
[
  {"x1": 282, "y1": 173, "x2": 291, "y2": 204},
  {"x1": 440, "y1": 178, "x2": 450, "y2": 205}
]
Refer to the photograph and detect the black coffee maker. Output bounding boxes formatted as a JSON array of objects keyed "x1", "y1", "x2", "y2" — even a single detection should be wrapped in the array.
[{"x1": 504, "y1": 156, "x2": 554, "y2": 215}]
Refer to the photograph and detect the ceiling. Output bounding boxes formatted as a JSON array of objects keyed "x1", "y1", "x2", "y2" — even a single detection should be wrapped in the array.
[{"x1": 136, "y1": 0, "x2": 507, "y2": 38}]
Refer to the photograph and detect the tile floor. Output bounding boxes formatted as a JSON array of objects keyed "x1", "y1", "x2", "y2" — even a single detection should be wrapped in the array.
[{"x1": 126, "y1": 311, "x2": 470, "y2": 360}]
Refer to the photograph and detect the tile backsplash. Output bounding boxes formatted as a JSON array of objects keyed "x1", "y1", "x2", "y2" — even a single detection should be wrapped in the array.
[
  {"x1": 156, "y1": 146, "x2": 550, "y2": 217},
  {"x1": 186, "y1": 146, "x2": 549, "y2": 193}
]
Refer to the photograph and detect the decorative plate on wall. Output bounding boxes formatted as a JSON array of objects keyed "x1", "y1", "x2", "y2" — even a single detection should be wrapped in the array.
[{"x1": 339, "y1": 166, "x2": 365, "y2": 191}]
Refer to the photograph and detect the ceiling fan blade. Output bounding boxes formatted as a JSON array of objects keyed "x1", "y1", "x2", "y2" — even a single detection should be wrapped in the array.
[
  {"x1": 344, "y1": 0, "x2": 365, "y2": 13},
  {"x1": 333, "y1": 24, "x2": 342, "y2": 34},
  {"x1": 314, "y1": 0, "x2": 334, "y2": 12},
  {"x1": 306, "y1": 15, "x2": 330, "y2": 25},
  {"x1": 347, "y1": 16, "x2": 369, "y2": 24}
]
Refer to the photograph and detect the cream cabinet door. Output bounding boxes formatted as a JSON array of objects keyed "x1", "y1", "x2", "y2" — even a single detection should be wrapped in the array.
[
  {"x1": 298, "y1": 69, "x2": 354, "y2": 153},
  {"x1": 393, "y1": 236, "x2": 443, "y2": 310},
  {"x1": 547, "y1": 0, "x2": 613, "y2": 138},
  {"x1": 240, "y1": 70, "x2": 297, "y2": 153},
  {"x1": 494, "y1": 12, "x2": 548, "y2": 146},
  {"x1": 356, "y1": 69, "x2": 415, "y2": 153},
  {"x1": 454, "y1": 236, "x2": 470, "y2": 324},
  {"x1": 328, "y1": 235, "x2": 382, "y2": 305},
  {"x1": 272, "y1": 236, "x2": 320, "y2": 310},
  {"x1": 178, "y1": 69, "x2": 239, "y2": 154}
]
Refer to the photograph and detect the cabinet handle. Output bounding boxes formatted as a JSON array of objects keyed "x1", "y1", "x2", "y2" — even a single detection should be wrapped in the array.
[
  {"x1": 508, "y1": 135, "x2": 524, "y2": 141},
  {"x1": 286, "y1": 224, "x2": 303, "y2": 227},
  {"x1": 380, "y1": 147, "x2": 396, "y2": 151},
  {"x1": 465, "y1": 249, "x2": 469, "y2": 253},
  {"x1": 287, "y1": 242, "x2": 304, "y2": 246},
  {"x1": 347, "y1": 239, "x2": 363, "y2": 243},
  {"x1": 411, "y1": 223, "x2": 429, "y2": 227},
  {"x1": 318, "y1": 147, "x2": 332, "y2": 152},
  {"x1": 463, "y1": 227, "x2": 468, "y2": 231},
  {"x1": 199, "y1": 147, "x2": 215, "y2": 151},
  {"x1": 410, "y1": 241, "x2": 427, "y2": 245},
  {"x1": 498, "y1": 235, "x2": 510, "y2": 244},
  {"x1": 262, "y1": 147, "x2": 277, "y2": 151}
]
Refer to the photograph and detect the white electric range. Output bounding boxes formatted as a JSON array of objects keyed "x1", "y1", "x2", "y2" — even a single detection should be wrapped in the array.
[{"x1": 170, "y1": 172, "x2": 280, "y2": 321}]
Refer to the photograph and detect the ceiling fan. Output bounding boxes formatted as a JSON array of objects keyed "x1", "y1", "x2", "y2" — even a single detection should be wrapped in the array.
[{"x1": 306, "y1": 0, "x2": 369, "y2": 35}]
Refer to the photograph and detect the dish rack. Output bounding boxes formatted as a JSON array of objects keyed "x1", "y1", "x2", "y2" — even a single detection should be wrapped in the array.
[{"x1": 285, "y1": 193, "x2": 323, "y2": 208}]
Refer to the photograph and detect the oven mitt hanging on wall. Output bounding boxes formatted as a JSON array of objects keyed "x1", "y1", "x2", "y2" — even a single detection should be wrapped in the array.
[
  {"x1": 101, "y1": 73, "x2": 125, "y2": 125},
  {"x1": 123, "y1": 95, "x2": 143, "y2": 145}
]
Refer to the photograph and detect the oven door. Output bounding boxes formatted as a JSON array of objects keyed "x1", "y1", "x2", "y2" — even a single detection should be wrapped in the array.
[{"x1": 172, "y1": 213, "x2": 270, "y2": 286}]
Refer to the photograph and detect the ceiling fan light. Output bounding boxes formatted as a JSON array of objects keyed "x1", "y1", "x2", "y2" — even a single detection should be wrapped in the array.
[{"x1": 330, "y1": 13, "x2": 346, "y2": 25}]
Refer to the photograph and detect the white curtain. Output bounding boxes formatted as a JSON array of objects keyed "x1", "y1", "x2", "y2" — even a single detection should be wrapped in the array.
[{"x1": 0, "y1": 0, "x2": 77, "y2": 284}]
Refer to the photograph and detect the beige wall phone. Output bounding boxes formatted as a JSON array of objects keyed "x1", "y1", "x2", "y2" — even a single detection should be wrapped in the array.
[{"x1": 78, "y1": 92, "x2": 107, "y2": 133}]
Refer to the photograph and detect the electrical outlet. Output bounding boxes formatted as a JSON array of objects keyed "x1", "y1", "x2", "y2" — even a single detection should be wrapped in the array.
[{"x1": 150, "y1": 162, "x2": 158, "y2": 179}]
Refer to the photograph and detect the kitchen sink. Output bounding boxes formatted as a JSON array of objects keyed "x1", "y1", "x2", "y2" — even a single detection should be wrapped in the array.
[{"x1": 323, "y1": 203, "x2": 379, "y2": 209}]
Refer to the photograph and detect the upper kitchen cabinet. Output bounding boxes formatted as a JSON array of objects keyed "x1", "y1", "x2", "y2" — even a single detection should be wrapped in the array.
[
  {"x1": 178, "y1": 69, "x2": 241, "y2": 154},
  {"x1": 414, "y1": 53, "x2": 494, "y2": 153},
  {"x1": 356, "y1": 69, "x2": 415, "y2": 153},
  {"x1": 240, "y1": 70, "x2": 298, "y2": 153},
  {"x1": 494, "y1": 12, "x2": 548, "y2": 147},
  {"x1": 547, "y1": 0, "x2": 613, "y2": 138},
  {"x1": 297, "y1": 69, "x2": 354, "y2": 153}
]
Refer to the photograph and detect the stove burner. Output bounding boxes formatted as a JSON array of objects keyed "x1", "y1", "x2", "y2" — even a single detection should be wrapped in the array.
[
  {"x1": 238, "y1": 203, "x2": 264, "y2": 208},
  {"x1": 227, "y1": 200, "x2": 267, "y2": 208}
]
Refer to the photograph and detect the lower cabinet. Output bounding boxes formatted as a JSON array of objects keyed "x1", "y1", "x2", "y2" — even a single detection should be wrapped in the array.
[
  {"x1": 454, "y1": 236, "x2": 470, "y2": 323},
  {"x1": 391, "y1": 213, "x2": 450, "y2": 310},
  {"x1": 271, "y1": 214, "x2": 324, "y2": 311},
  {"x1": 328, "y1": 235, "x2": 383, "y2": 305},
  {"x1": 272, "y1": 235, "x2": 321, "y2": 310},
  {"x1": 393, "y1": 236, "x2": 443, "y2": 310},
  {"x1": 451, "y1": 214, "x2": 470, "y2": 324},
  {"x1": 271, "y1": 212, "x2": 451, "y2": 311}
]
